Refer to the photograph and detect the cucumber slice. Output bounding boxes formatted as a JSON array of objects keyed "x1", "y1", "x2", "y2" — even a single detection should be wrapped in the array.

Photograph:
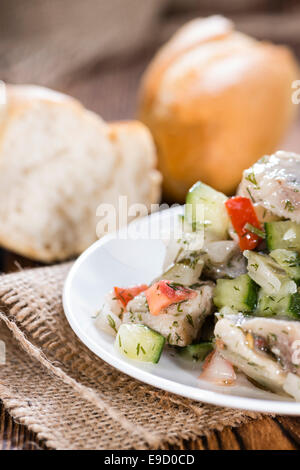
[
  {"x1": 213, "y1": 274, "x2": 258, "y2": 312},
  {"x1": 115, "y1": 324, "x2": 165, "y2": 363},
  {"x1": 265, "y1": 221, "x2": 300, "y2": 252},
  {"x1": 178, "y1": 342, "x2": 213, "y2": 362},
  {"x1": 270, "y1": 249, "x2": 300, "y2": 284},
  {"x1": 256, "y1": 291, "x2": 300, "y2": 320},
  {"x1": 244, "y1": 250, "x2": 297, "y2": 296},
  {"x1": 158, "y1": 253, "x2": 204, "y2": 286},
  {"x1": 185, "y1": 181, "x2": 229, "y2": 240}
]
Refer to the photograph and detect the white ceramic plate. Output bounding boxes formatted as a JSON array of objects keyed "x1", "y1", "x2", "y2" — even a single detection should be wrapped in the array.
[{"x1": 63, "y1": 206, "x2": 300, "y2": 415}]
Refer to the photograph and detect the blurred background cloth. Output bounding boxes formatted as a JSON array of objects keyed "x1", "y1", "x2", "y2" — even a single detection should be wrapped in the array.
[{"x1": 0, "y1": 0, "x2": 300, "y2": 121}]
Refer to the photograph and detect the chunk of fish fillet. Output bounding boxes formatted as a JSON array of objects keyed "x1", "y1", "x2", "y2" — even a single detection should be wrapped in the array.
[
  {"x1": 123, "y1": 283, "x2": 214, "y2": 346},
  {"x1": 215, "y1": 313, "x2": 300, "y2": 399},
  {"x1": 238, "y1": 151, "x2": 300, "y2": 222}
]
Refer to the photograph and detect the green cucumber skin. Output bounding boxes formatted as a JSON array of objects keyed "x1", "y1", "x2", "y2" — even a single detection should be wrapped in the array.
[
  {"x1": 265, "y1": 221, "x2": 300, "y2": 252},
  {"x1": 178, "y1": 342, "x2": 213, "y2": 362},
  {"x1": 116, "y1": 324, "x2": 165, "y2": 364},
  {"x1": 152, "y1": 342, "x2": 165, "y2": 363},
  {"x1": 149, "y1": 333, "x2": 165, "y2": 363},
  {"x1": 246, "y1": 280, "x2": 260, "y2": 311},
  {"x1": 185, "y1": 181, "x2": 229, "y2": 239},
  {"x1": 213, "y1": 274, "x2": 259, "y2": 313},
  {"x1": 289, "y1": 292, "x2": 300, "y2": 318},
  {"x1": 256, "y1": 292, "x2": 300, "y2": 320}
]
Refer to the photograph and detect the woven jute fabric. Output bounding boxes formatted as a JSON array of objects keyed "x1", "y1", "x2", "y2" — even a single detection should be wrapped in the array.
[{"x1": 0, "y1": 263, "x2": 260, "y2": 450}]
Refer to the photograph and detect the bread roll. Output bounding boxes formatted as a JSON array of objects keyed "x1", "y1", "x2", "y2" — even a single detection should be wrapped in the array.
[
  {"x1": 0, "y1": 84, "x2": 161, "y2": 261},
  {"x1": 138, "y1": 16, "x2": 299, "y2": 201}
]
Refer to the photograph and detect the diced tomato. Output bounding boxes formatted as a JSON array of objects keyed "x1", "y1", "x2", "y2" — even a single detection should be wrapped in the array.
[
  {"x1": 145, "y1": 280, "x2": 197, "y2": 316},
  {"x1": 114, "y1": 285, "x2": 148, "y2": 307},
  {"x1": 225, "y1": 196, "x2": 263, "y2": 251},
  {"x1": 199, "y1": 351, "x2": 236, "y2": 386}
]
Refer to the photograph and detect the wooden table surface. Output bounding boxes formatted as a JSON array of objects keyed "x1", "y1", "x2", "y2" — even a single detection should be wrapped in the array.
[
  {"x1": 1, "y1": 19, "x2": 300, "y2": 449},
  {"x1": 1, "y1": 234, "x2": 300, "y2": 451},
  {"x1": 1, "y1": 398, "x2": 300, "y2": 450}
]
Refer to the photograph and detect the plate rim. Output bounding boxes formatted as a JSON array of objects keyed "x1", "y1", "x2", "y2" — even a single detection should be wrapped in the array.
[{"x1": 63, "y1": 206, "x2": 300, "y2": 415}]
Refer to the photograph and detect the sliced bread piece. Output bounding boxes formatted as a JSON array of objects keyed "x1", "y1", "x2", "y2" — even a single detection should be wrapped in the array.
[{"x1": 0, "y1": 84, "x2": 161, "y2": 261}]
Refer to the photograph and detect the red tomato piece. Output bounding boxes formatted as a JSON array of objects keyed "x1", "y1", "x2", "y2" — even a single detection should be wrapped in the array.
[
  {"x1": 145, "y1": 280, "x2": 197, "y2": 316},
  {"x1": 225, "y1": 196, "x2": 263, "y2": 251},
  {"x1": 114, "y1": 285, "x2": 148, "y2": 307}
]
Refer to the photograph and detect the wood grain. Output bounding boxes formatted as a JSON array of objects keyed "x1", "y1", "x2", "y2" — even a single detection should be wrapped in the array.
[
  {"x1": 0, "y1": 11, "x2": 299, "y2": 448},
  {"x1": 0, "y1": 401, "x2": 46, "y2": 450},
  {"x1": 0, "y1": 246, "x2": 300, "y2": 451},
  {"x1": 2, "y1": 395, "x2": 300, "y2": 450}
]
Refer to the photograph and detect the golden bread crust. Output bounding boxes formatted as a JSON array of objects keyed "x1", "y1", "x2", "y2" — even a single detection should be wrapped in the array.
[{"x1": 139, "y1": 16, "x2": 299, "y2": 200}]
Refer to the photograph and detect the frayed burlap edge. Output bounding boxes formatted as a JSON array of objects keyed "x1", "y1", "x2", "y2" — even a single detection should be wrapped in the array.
[
  {"x1": 0, "y1": 264, "x2": 262, "y2": 449},
  {"x1": 0, "y1": 312, "x2": 161, "y2": 449}
]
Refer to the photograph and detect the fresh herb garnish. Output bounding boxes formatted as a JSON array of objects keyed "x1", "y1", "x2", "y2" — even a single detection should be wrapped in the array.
[
  {"x1": 166, "y1": 282, "x2": 184, "y2": 291},
  {"x1": 186, "y1": 314, "x2": 194, "y2": 327},
  {"x1": 175, "y1": 333, "x2": 182, "y2": 344},
  {"x1": 285, "y1": 200, "x2": 295, "y2": 212},
  {"x1": 246, "y1": 187, "x2": 255, "y2": 203},
  {"x1": 107, "y1": 315, "x2": 117, "y2": 333},
  {"x1": 244, "y1": 223, "x2": 265, "y2": 239},
  {"x1": 177, "y1": 301, "x2": 187, "y2": 312},
  {"x1": 246, "y1": 172, "x2": 259, "y2": 188}
]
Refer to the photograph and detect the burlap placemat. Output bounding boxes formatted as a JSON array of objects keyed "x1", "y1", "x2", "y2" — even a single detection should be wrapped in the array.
[{"x1": 0, "y1": 263, "x2": 260, "y2": 450}]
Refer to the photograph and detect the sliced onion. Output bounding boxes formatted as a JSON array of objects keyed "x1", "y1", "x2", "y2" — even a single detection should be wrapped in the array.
[
  {"x1": 283, "y1": 373, "x2": 300, "y2": 401},
  {"x1": 94, "y1": 291, "x2": 123, "y2": 337},
  {"x1": 158, "y1": 259, "x2": 204, "y2": 286},
  {"x1": 162, "y1": 237, "x2": 182, "y2": 272},
  {"x1": 204, "y1": 240, "x2": 238, "y2": 264},
  {"x1": 199, "y1": 351, "x2": 236, "y2": 386}
]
